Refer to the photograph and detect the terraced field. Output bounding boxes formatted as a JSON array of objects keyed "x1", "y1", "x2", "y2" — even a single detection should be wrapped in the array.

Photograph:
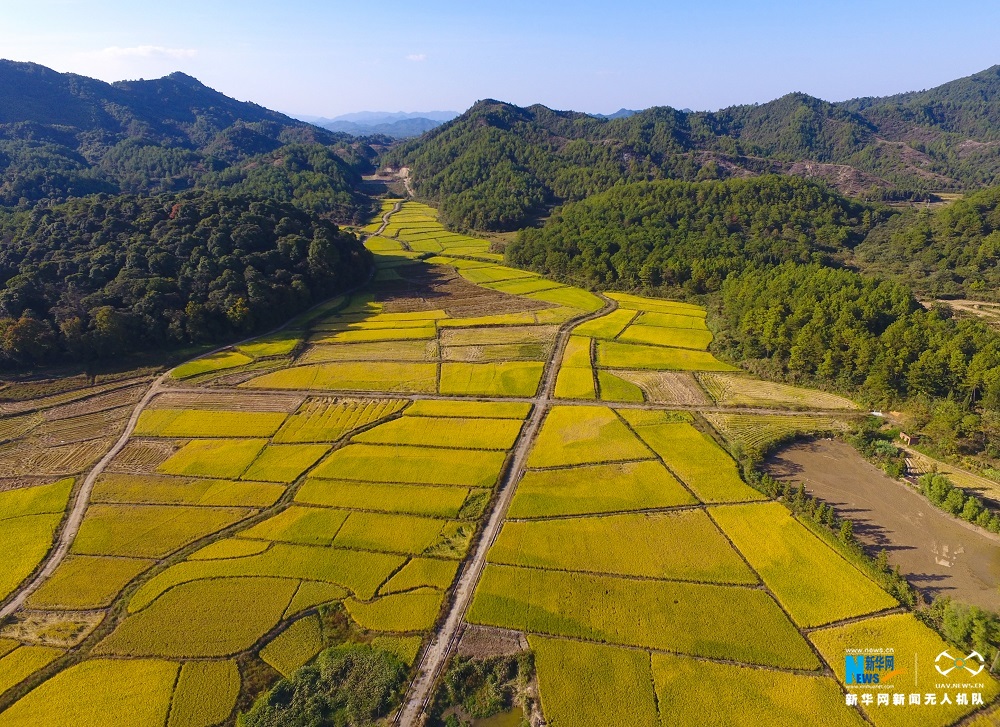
[{"x1": 0, "y1": 201, "x2": 995, "y2": 727}]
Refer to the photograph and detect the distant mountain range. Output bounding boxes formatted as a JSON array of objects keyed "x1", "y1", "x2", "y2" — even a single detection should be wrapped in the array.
[
  {"x1": 295, "y1": 111, "x2": 460, "y2": 138},
  {"x1": 385, "y1": 66, "x2": 1000, "y2": 230}
]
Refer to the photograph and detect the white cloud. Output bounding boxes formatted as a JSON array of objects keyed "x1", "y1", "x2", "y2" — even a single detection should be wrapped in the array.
[
  {"x1": 99, "y1": 45, "x2": 197, "y2": 59},
  {"x1": 405, "y1": 53, "x2": 427, "y2": 62}
]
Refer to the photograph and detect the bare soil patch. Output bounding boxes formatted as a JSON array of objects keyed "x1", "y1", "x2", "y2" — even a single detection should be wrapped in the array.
[
  {"x1": 375, "y1": 265, "x2": 551, "y2": 318},
  {"x1": 767, "y1": 439, "x2": 1000, "y2": 610},
  {"x1": 457, "y1": 625, "x2": 529, "y2": 659}
]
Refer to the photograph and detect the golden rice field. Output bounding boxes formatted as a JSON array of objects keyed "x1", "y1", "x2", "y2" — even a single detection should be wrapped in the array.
[{"x1": 1, "y1": 200, "x2": 995, "y2": 727}]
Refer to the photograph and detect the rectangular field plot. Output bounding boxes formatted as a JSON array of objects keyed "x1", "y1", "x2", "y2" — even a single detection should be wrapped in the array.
[
  {"x1": 97, "y1": 576, "x2": 300, "y2": 658},
  {"x1": 130, "y1": 543, "x2": 404, "y2": 609},
  {"x1": 157, "y1": 438, "x2": 267, "y2": 479},
  {"x1": 530, "y1": 637, "x2": 659, "y2": 727},
  {"x1": 273, "y1": 398, "x2": 407, "y2": 443},
  {"x1": 598, "y1": 341, "x2": 738, "y2": 371},
  {"x1": 380, "y1": 557, "x2": 459, "y2": 594},
  {"x1": 26, "y1": 555, "x2": 153, "y2": 609},
  {"x1": 344, "y1": 589, "x2": 444, "y2": 632},
  {"x1": 0, "y1": 513, "x2": 64, "y2": 601},
  {"x1": 525, "y1": 286, "x2": 604, "y2": 313},
  {"x1": 442, "y1": 342, "x2": 548, "y2": 363},
  {"x1": 240, "y1": 444, "x2": 330, "y2": 483},
  {"x1": 527, "y1": 406, "x2": 653, "y2": 468},
  {"x1": 440, "y1": 326, "x2": 556, "y2": 347},
  {"x1": 439, "y1": 362, "x2": 543, "y2": 397},
  {"x1": 168, "y1": 660, "x2": 241, "y2": 727},
  {"x1": 699, "y1": 372, "x2": 858, "y2": 410},
  {"x1": 704, "y1": 413, "x2": 850, "y2": 457},
  {"x1": 242, "y1": 362, "x2": 439, "y2": 393},
  {"x1": 489, "y1": 511, "x2": 756, "y2": 584},
  {"x1": 554, "y1": 366, "x2": 596, "y2": 400},
  {"x1": 0, "y1": 645, "x2": 65, "y2": 702},
  {"x1": 172, "y1": 351, "x2": 253, "y2": 380},
  {"x1": 711, "y1": 502, "x2": 897, "y2": 627},
  {"x1": 617, "y1": 324, "x2": 714, "y2": 351},
  {"x1": 405, "y1": 400, "x2": 531, "y2": 420},
  {"x1": 508, "y1": 460, "x2": 695, "y2": 518},
  {"x1": 310, "y1": 326, "x2": 437, "y2": 345},
  {"x1": 298, "y1": 340, "x2": 438, "y2": 363},
  {"x1": 71, "y1": 504, "x2": 251, "y2": 558},
  {"x1": 0, "y1": 658, "x2": 177, "y2": 727},
  {"x1": 92, "y1": 474, "x2": 284, "y2": 507},
  {"x1": 597, "y1": 371, "x2": 644, "y2": 402},
  {"x1": 483, "y1": 278, "x2": 564, "y2": 295},
  {"x1": 560, "y1": 336, "x2": 592, "y2": 368},
  {"x1": 618, "y1": 414, "x2": 765, "y2": 503},
  {"x1": 613, "y1": 371, "x2": 711, "y2": 406},
  {"x1": 635, "y1": 311, "x2": 708, "y2": 329},
  {"x1": 606, "y1": 293, "x2": 707, "y2": 317},
  {"x1": 334, "y1": 512, "x2": 450, "y2": 555},
  {"x1": 467, "y1": 564, "x2": 819, "y2": 669},
  {"x1": 312, "y1": 444, "x2": 507, "y2": 487},
  {"x1": 459, "y1": 266, "x2": 539, "y2": 285},
  {"x1": 652, "y1": 652, "x2": 866, "y2": 727},
  {"x1": 352, "y1": 415, "x2": 523, "y2": 450},
  {"x1": 572, "y1": 309, "x2": 637, "y2": 339},
  {"x1": 261, "y1": 616, "x2": 323, "y2": 677},
  {"x1": 296, "y1": 479, "x2": 470, "y2": 517},
  {"x1": 810, "y1": 613, "x2": 1000, "y2": 727},
  {"x1": 238, "y1": 506, "x2": 349, "y2": 546}
]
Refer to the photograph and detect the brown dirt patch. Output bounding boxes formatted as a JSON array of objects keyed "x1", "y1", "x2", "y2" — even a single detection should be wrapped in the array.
[
  {"x1": 374, "y1": 264, "x2": 552, "y2": 318},
  {"x1": 456, "y1": 625, "x2": 528, "y2": 659},
  {"x1": 767, "y1": 439, "x2": 1000, "y2": 610}
]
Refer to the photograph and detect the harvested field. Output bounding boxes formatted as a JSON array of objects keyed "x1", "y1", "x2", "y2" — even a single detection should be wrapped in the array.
[
  {"x1": 311, "y1": 325, "x2": 437, "y2": 345},
  {"x1": 299, "y1": 340, "x2": 439, "y2": 364},
  {"x1": 508, "y1": 460, "x2": 695, "y2": 518},
  {"x1": 468, "y1": 564, "x2": 818, "y2": 669},
  {"x1": 148, "y1": 391, "x2": 303, "y2": 412},
  {"x1": 489, "y1": 511, "x2": 756, "y2": 583},
  {"x1": 0, "y1": 437, "x2": 115, "y2": 477},
  {"x1": 441, "y1": 342, "x2": 548, "y2": 362},
  {"x1": 704, "y1": 412, "x2": 851, "y2": 455},
  {"x1": 711, "y1": 502, "x2": 897, "y2": 627},
  {"x1": 41, "y1": 383, "x2": 146, "y2": 420},
  {"x1": 767, "y1": 439, "x2": 1000, "y2": 611},
  {"x1": 440, "y1": 325, "x2": 557, "y2": 348},
  {"x1": 106, "y1": 439, "x2": 177, "y2": 473},
  {"x1": 699, "y1": 373, "x2": 858, "y2": 410},
  {"x1": 613, "y1": 372, "x2": 705, "y2": 405}
]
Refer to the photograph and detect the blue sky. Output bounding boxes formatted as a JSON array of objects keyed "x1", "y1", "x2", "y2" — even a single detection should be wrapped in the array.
[{"x1": 2, "y1": 0, "x2": 999, "y2": 117}]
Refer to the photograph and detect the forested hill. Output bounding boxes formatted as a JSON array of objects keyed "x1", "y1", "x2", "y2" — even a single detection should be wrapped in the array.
[
  {"x1": 385, "y1": 66, "x2": 1000, "y2": 231},
  {"x1": 506, "y1": 176, "x2": 880, "y2": 292},
  {"x1": 0, "y1": 191, "x2": 369, "y2": 366},
  {"x1": 0, "y1": 61, "x2": 376, "y2": 219}
]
